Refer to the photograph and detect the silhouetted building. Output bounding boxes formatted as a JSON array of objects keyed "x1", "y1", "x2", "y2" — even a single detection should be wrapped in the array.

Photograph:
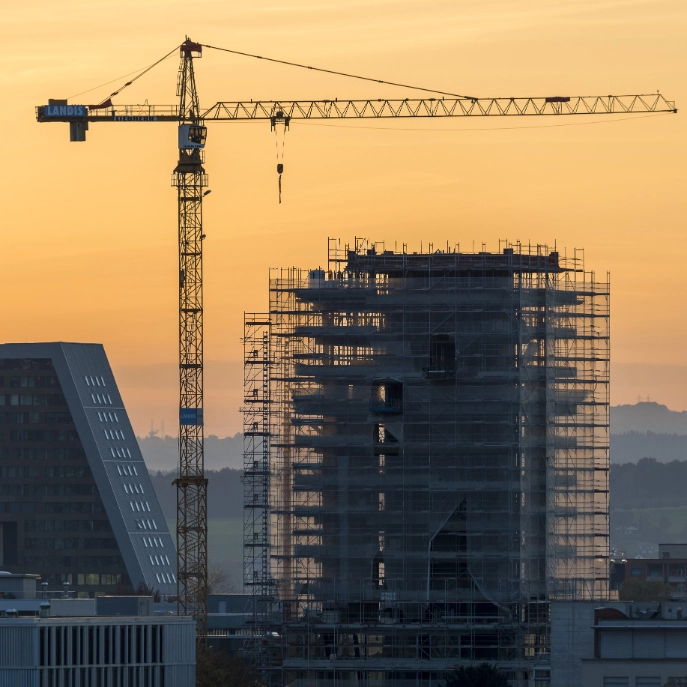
[
  {"x1": 244, "y1": 239, "x2": 611, "y2": 686},
  {"x1": 0, "y1": 343, "x2": 175, "y2": 597}
]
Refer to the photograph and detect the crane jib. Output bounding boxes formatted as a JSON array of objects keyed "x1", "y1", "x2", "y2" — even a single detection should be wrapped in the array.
[{"x1": 37, "y1": 95, "x2": 677, "y2": 127}]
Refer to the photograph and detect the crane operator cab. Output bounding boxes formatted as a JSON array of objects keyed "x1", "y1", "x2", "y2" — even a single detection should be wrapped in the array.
[{"x1": 178, "y1": 124, "x2": 207, "y2": 149}]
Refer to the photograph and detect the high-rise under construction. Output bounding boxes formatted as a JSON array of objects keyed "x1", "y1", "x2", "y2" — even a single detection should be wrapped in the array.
[{"x1": 243, "y1": 238, "x2": 610, "y2": 687}]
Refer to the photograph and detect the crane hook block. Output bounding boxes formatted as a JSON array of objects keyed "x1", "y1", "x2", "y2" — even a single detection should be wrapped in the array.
[{"x1": 277, "y1": 163, "x2": 284, "y2": 174}]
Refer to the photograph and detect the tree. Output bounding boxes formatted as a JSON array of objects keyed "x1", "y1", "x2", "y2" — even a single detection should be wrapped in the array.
[
  {"x1": 618, "y1": 578, "x2": 673, "y2": 602},
  {"x1": 114, "y1": 581, "x2": 163, "y2": 602},
  {"x1": 663, "y1": 678, "x2": 687, "y2": 687},
  {"x1": 207, "y1": 565, "x2": 237, "y2": 594},
  {"x1": 443, "y1": 663, "x2": 509, "y2": 687},
  {"x1": 196, "y1": 646, "x2": 259, "y2": 687}
]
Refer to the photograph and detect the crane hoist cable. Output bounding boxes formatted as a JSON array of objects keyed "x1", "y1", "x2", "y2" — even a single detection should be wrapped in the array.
[{"x1": 271, "y1": 111, "x2": 290, "y2": 203}]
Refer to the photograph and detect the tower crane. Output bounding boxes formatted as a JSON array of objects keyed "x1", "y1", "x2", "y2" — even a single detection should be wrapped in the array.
[{"x1": 35, "y1": 38, "x2": 677, "y2": 642}]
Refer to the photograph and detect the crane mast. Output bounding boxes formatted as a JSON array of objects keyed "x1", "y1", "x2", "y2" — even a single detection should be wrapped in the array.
[{"x1": 173, "y1": 40, "x2": 208, "y2": 640}]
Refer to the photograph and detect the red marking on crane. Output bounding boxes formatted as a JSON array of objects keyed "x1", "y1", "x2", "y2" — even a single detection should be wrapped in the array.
[
  {"x1": 181, "y1": 41, "x2": 202, "y2": 54},
  {"x1": 88, "y1": 98, "x2": 112, "y2": 110}
]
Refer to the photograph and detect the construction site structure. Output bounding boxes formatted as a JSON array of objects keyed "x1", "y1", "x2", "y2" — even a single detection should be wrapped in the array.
[
  {"x1": 36, "y1": 39, "x2": 670, "y2": 644},
  {"x1": 243, "y1": 238, "x2": 610, "y2": 686}
]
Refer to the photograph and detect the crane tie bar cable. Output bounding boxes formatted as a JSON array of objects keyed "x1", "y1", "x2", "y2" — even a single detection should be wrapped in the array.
[
  {"x1": 69, "y1": 44, "x2": 181, "y2": 104},
  {"x1": 201, "y1": 43, "x2": 476, "y2": 101}
]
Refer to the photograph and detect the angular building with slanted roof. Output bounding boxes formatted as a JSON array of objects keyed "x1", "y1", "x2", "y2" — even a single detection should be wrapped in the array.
[{"x1": 0, "y1": 342, "x2": 176, "y2": 598}]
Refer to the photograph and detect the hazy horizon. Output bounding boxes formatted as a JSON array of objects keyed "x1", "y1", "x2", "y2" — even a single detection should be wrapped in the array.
[{"x1": 3, "y1": 0, "x2": 686, "y2": 436}]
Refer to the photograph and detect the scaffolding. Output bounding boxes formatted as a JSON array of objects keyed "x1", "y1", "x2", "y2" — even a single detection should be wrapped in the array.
[{"x1": 244, "y1": 239, "x2": 610, "y2": 687}]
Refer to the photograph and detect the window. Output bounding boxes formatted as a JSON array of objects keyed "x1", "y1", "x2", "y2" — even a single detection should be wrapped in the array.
[
  {"x1": 631, "y1": 567, "x2": 642, "y2": 577},
  {"x1": 85, "y1": 376, "x2": 90, "y2": 386},
  {"x1": 107, "y1": 395, "x2": 112, "y2": 404},
  {"x1": 647, "y1": 564, "x2": 664, "y2": 579},
  {"x1": 602, "y1": 679, "x2": 628, "y2": 687},
  {"x1": 636, "y1": 679, "x2": 661, "y2": 687},
  {"x1": 664, "y1": 552, "x2": 671, "y2": 559},
  {"x1": 426, "y1": 335, "x2": 455, "y2": 377}
]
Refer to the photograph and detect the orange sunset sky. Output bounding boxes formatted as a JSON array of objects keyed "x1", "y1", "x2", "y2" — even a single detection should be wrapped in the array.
[{"x1": 4, "y1": 0, "x2": 686, "y2": 437}]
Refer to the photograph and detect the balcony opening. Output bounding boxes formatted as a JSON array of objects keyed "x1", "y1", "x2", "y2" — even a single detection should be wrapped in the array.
[
  {"x1": 370, "y1": 379, "x2": 403, "y2": 414},
  {"x1": 424, "y1": 335, "x2": 455, "y2": 378}
]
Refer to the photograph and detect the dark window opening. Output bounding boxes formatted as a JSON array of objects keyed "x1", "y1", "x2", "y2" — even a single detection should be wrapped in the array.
[
  {"x1": 425, "y1": 336, "x2": 455, "y2": 378},
  {"x1": 370, "y1": 380, "x2": 403, "y2": 414}
]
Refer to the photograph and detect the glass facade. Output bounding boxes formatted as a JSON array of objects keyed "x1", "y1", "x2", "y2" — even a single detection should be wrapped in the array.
[{"x1": 0, "y1": 358, "x2": 130, "y2": 596}]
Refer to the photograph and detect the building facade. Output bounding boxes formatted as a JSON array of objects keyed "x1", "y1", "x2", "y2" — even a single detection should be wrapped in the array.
[
  {"x1": 551, "y1": 601, "x2": 687, "y2": 687},
  {"x1": 0, "y1": 615, "x2": 195, "y2": 687},
  {"x1": 615, "y1": 545, "x2": 687, "y2": 599},
  {"x1": 0, "y1": 343, "x2": 176, "y2": 598},
  {"x1": 244, "y1": 239, "x2": 611, "y2": 686}
]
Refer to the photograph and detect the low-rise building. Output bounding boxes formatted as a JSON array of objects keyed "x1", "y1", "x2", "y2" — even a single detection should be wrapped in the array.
[
  {"x1": 0, "y1": 614, "x2": 195, "y2": 686},
  {"x1": 618, "y1": 544, "x2": 687, "y2": 598},
  {"x1": 551, "y1": 601, "x2": 687, "y2": 687}
]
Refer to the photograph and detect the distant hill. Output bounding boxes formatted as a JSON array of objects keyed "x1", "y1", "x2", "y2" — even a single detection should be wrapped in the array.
[
  {"x1": 611, "y1": 431, "x2": 687, "y2": 464},
  {"x1": 136, "y1": 401, "x2": 687, "y2": 472},
  {"x1": 611, "y1": 402, "x2": 687, "y2": 435},
  {"x1": 150, "y1": 468, "x2": 242, "y2": 520},
  {"x1": 610, "y1": 402, "x2": 687, "y2": 464},
  {"x1": 138, "y1": 433, "x2": 242, "y2": 472},
  {"x1": 611, "y1": 458, "x2": 687, "y2": 510}
]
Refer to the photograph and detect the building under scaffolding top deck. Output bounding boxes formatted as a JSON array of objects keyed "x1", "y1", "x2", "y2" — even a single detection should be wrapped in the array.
[{"x1": 243, "y1": 238, "x2": 610, "y2": 687}]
